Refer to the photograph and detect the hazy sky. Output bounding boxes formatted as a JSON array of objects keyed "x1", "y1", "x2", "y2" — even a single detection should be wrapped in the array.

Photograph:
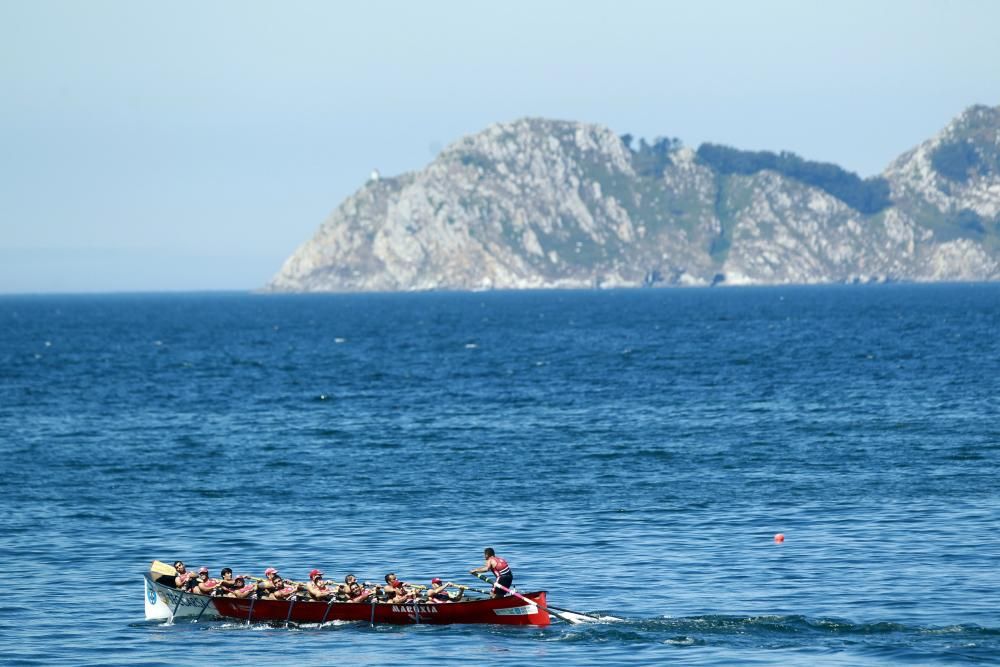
[{"x1": 3, "y1": 0, "x2": 999, "y2": 293}]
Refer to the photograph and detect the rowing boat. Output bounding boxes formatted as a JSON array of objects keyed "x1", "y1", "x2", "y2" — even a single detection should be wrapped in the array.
[{"x1": 143, "y1": 573, "x2": 551, "y2": 626}]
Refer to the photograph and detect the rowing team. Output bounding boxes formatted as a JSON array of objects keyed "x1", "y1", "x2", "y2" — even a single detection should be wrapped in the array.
[{"x1": 171, "y1": 548, "x2": 514, "y2": 604}]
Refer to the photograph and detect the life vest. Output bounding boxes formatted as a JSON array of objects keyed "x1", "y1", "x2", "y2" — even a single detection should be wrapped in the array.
[{"x1": 490, "y1": 556, "x2": 511, "y2": 578}]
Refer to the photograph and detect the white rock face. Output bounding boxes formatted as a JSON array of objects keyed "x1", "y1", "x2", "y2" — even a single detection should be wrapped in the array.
[
  {"x1": 268, "y1": 108, "x2": 1000, "y2": 292},
  {"x1": 885, "y1": 105, "x2": 1000, "y2": 218}
]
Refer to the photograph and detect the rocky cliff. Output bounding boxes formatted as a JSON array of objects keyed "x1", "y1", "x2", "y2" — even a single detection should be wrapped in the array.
[{"x1": 267, "y1": 105, "x2": 1000, "y2": 291}]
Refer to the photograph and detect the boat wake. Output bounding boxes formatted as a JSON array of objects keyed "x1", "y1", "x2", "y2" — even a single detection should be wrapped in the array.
[
  {"x1": 538, "y1": 613, "x2": 1000, "y2": 659},
  {"x1": 136, "y1": 611, "x2": 1000, "y2": 657}
]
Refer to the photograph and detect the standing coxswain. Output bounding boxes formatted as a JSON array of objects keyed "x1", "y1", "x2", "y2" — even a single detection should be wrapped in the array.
[{"x1": 469, "y1": 547, "x2": 513, "y2": 598}]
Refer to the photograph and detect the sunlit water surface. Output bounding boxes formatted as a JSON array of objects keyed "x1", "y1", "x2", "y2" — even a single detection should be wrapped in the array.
[{"x1": 2, "y1": 285, "x2": 999, "y2": 665}]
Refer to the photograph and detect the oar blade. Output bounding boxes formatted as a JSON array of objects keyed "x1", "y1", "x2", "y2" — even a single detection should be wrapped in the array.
[
  {"x1": 555, "y1": 610, "x2": 621, "y2": 624},
  {"x1": 150, "y1": 560, "x2": 178, "y2": 577},
  {"x1": 548, "y1": 605, "x2": 623, "y2": 623},
  {"x1": 556, "y1": 610, "x2": 591, "y2": 624}
]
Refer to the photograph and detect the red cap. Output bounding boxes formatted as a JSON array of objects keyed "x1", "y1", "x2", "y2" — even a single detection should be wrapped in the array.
[
  {"x1": 309, "y1": 569, "x2": 323, "y2": 579},
  {"x1": 198, "y1": 566, "x2": 209, "y2": 574},
  {"x1": 431, "y1": 578, "x2": 442, "y2": 585},
  {"x1": 265, "y1": 567, "x2": 278, "y2": 577}
]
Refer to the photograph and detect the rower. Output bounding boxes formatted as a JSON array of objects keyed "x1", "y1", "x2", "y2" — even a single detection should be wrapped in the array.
[
  {"x1": 173, "y1": 561, "x2": 192, "y2": 588},
  {"x1": 228, "y1": 576, "x2": 255, "y2": 599},
  {"x1": 266, "y1": 576, "x2": 298, "y2": 601},
  {"x1": 470, "y1": 547, "x2": 513, "y2": 598},
  {"x1": 326, "y1": 574, "x2": 357, "y2": 602},
  {"x1": 306, "y1": 568, "x2": 334, "y2": 601},
  {"x1": 260, "y1": 567, "x2": 280, "y2": 593},
  {"x1": 192, "y1": 566, "x2": 222, "y2": 595},
  {"x1": 382, "y1": 573, "x2": 416, "y2": 603},
  {"x1": 427, "y1": 577, "x2": 464, "y2": 603},
  {"x1": 343, "y1": 574, "x2": 373, "y2": 603},
  {"x1": 181, "y1": 575, "x2": 201, "y2": 593},
  {"x1": 217, "y1": 568, "x2": 238, "y2": 593}
]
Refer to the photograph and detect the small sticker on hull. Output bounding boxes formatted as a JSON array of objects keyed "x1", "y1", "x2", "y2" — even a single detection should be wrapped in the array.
[{"x1": 492, "y1": 604, "x2": 538, "y2": 616}]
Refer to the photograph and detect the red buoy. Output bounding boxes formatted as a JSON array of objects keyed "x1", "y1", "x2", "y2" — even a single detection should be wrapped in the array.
[{"x1": 774, "y1": 533, "x2": 785, "y2": 543}]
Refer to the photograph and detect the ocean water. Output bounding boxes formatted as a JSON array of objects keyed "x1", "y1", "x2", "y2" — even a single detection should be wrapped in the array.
[{"x1": 2, "y1": 285, "x2": 999, "y2": 665}]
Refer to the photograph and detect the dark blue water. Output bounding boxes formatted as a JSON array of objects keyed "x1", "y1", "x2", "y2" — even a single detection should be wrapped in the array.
[{"x1": 2, "y1": 285, "x2": 999, "y2": 665}]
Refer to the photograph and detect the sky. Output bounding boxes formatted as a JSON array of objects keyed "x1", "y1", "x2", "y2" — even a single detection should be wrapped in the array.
[{"x1": 2, "y1": 0, "x2": 999, "y2": 293}]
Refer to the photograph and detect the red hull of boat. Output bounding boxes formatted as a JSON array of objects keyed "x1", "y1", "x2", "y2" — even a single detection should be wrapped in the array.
[
  {"x1": 212, "y1": 591, "x2": 551, "y2": 626},
  {"x1": 145, "y1": 574, "x2": 549, "y2": 626}
]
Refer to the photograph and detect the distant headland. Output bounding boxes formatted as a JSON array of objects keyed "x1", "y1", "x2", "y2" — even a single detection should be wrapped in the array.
[{"x1": 267, "y1": 105, "x2": 1000, "y2": 291}]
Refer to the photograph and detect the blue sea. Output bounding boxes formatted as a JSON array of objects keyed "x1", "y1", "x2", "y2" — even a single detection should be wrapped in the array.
[{"x1": 2, "y1": 285, "x2": 999, "y2": 665}]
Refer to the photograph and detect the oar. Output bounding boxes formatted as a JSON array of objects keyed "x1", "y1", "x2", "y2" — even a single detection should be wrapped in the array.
[
  {"x1": 150, "y1": 560, "x2": 178, "y2": 578},
  {"x1": 460, "y1": 584, "x2": 494, "y2": 595},
  {"x1": 150, "y1": 561, "x2": 200, "y2": 587},
  {"x1": 471, "y1": 573, "x2": 591, "y2": 625},
  {"x1": 549, "y1": 604, "x2": 619, "y2": 622},
  {"x1": 151, "y1": 561, "x2": 250, "y2": 588},
  {"x1": 246, "y1": 575, "x2": 311, "y2": 588}
]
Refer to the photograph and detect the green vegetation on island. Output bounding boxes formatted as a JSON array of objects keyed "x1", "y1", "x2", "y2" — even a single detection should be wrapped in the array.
[
  {"x1": 694, "y1": 143, "x2": 892, "y2": 214},
  {"x1": 931, "y1": 140, "x2": 999, "y2": 183}
]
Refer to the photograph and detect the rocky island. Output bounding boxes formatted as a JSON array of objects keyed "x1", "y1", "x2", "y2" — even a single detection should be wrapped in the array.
[{"x1": 267, "y1": 105, "x2": 1000, "y2": 291}]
